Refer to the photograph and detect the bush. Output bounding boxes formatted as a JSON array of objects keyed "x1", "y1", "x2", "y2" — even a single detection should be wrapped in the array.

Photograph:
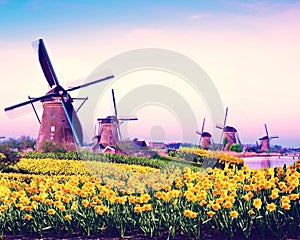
[
  {"x1": 0, "y1": 143, "x2": 20, "y2": 164},
  {"x1": 229, "y1": 143, "x2": 243, "y2": 153},
  {"x1": 0, "y1": 148, "x2": 20, "y2": 173}
]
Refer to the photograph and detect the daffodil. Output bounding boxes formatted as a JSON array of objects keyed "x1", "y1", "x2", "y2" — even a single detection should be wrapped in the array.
[
  {"x1": 267, "y1": 203, "x2": 276, "y2": 212},
  {"x1": 253, "y1": 198, "x2": 262, "y2": 210},
  {"x1": 230, "y1": 210, "x2": 239, "y2": 218}
]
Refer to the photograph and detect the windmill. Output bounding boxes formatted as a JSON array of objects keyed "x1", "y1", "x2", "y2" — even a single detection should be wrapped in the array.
[
  {"x1": 93, "y1": 89, "x2": 138, "y2": 151},
  {"x1": 216, "y1": 107, "x2": 241, "y2": 150},
  {"x1": 4, "y1": 39, "x2": 114, "y2": 151},
  {"x1": 196, "y1": 118, "x2": 212, "y2": 150},
  {"x1": 259, "y1": 123, "x2": 279, "y2": 152}
]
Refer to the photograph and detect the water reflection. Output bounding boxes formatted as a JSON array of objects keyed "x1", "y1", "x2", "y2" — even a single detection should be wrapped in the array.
[{"x1": 243, "y1": 157, "x2": 297, "y2": 170}]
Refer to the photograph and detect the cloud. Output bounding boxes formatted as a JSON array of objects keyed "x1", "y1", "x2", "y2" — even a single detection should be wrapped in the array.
[{"x1": 188, "y1": 13, "x2": 212, "y2": 20}]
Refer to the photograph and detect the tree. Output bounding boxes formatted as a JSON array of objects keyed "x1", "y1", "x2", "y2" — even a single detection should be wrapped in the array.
[
  {"x1": 0, "y1": 136, "x2": 36, "y2": 152},
  {"x1": 19, "y1": 136, "x2": 36, "y2": 151}
]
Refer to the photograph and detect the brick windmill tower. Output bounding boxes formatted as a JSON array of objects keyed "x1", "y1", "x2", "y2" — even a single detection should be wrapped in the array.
[
  {"x1": 93, "y1": 89, "x2": 138, "y2": 151},
  {"x1": 196, "y1": 118, "x2": 212, "y2": 150},
  {"x1": 259, "y1": 123, "x2": 279, "y2": 152},
  {"x1": 4, "y1": 39, "x2": 114, "y2": 151},
  {"x1": 216, "y1": 107, "x2": 241, "y2": 150}
]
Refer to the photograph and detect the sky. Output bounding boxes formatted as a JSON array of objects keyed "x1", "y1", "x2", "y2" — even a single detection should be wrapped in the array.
[{"x1": 1, "y1": 0, "x2": 300, "y2": 147}]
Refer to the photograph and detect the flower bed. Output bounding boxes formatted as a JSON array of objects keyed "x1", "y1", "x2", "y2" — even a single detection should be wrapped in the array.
[
  {"x1": 22, "y1": 151, "x2": 202, "y2": 171},
  {"x1": 0, "y1": 158, "x2": 299, "y2": 239},
  {"x1": 171, "y1": 147, "x2": 244, "y2": 169}
]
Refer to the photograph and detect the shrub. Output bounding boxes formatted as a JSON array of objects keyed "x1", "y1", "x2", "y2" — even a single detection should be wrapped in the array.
[
  {"x1": 0, "y1": 143, "x2": 20, "y2": 164},
  {"x1": 229, "y1": 143, "x2": 243, "y2": 153}
]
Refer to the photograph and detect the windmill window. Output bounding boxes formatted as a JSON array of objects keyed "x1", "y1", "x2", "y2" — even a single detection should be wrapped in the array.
[
  {"x1": 109, "y1": 136, "x2": 112, "y2": 139},
  {"x1": 51, "y1": 126, "x2": 55, "y2": 132},
  {"x1": 51, "y1": 114, "x2": 55, "y2": 118}
]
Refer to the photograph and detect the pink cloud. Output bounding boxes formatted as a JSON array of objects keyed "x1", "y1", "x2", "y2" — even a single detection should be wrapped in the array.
[{"x1": 188, "y1": 13, "x2": 212, "y2": 20}]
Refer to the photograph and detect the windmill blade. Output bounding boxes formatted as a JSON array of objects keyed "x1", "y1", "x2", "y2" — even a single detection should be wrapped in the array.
[
  {"x1": 211, "y1": 138, "x2": 215, "y2": 148},
  {"x1": 219, "y1": 130, "x2": 224, "y2": 149},
  {"x1": 111, "y1": 89, "x2": 122, "y2": 141},
  {"x1": 195, "y1": 130, "x2": 202, "y2": 145},
  {"x1": 198, "y1": 118, "x2": 205, "y2": 146},
  {"x1": 236, "y1": 132, "x2": 242, "y2": 145},
  {"x1": 72, "y1": 97, "x2": 88, "y2": 113},
  {"x1": 264, "y1": 123, "x2": 269, "y2": 138},
  {"x1": 112, "y1": 89, "x2": 118, "y2": 120},
  {"x1": 33, "y1": 39, "x2": 59, "y2": 88},
  {"x1": 66, "y1": 75, "x2": 114, "y2": 92},
  {"x1": 28, "y1": 96, "x2": 41, "y2": 124},
  {"x1": 112, "y1": 89, "x2": 121, "y2": 139},
  {"x1": 4, "y1": 92, "x2": 56, "y2": 113},
  {"x1": 195, "y1": 130, "x2": 202, "y2": 135},
  {"x1": 118, "y1": 117, "x2": 138, "y2": 121},
  {"x1": 201, "y1": 118, "x2": 205, "y2": 134},
  {"x1": 198, "y1": 137, "x2": 202, "y2": 146},
  {"x1": 217, "y1": 107, "x2": 228, "y2": 147},
  {"x1": 116, "y1": 126, "x2": 122, "y2": 141},
  {"x1": 270, "y1": 136, "x2": 279, "y2": 139},
  {"x1": 61, "y1": 96, "x2": 83, "y2": 147},
  {"x1": 223, "y1": 107, "x2": 228, "y2": 127}
]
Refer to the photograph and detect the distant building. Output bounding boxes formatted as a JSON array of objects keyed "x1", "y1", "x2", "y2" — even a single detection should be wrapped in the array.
[
  {"x1": 102, "y1": 145, "x2": 116, "y2": 154},
  {"x1": 200, "y1": 132, "x2": 212, "y2": 150},
  {"x1": 116, "y1": 139, "x2": 156, "y2": 158},
  {"x1": 259, "y1": 136, "x2": 270, "y2": 152}
]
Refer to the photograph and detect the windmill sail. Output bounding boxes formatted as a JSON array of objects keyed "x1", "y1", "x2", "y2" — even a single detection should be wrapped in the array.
[
  {"x1": 112, "y1": 89, "x2": 122, "y2": 141},
  {"x1": 34, "y1": 39, "x2": 59, "y2": 88},
  {"x1": 66, "y1": 75, "x2": 114, "y2": 92},
  {"x1": 264, "y1": 123, "x2": 269, "y2": 138},
  {"x1": 5, "y1": 93, "x2": 56, "y2": 120},
  {"x1": 28, "y1": 96, "x2": 41, "y2": 124},
  {"x1": 111, "y1": 89, "x2": 138, "y2": 141},
  {"x1": 196, "y1": 118, "x2": 206, "y2": 146},
  {"x1": 216, "y1": 106, "x2": 228, "y2": 146}
]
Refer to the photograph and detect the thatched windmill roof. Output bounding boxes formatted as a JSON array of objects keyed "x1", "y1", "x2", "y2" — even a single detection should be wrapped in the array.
[
  {"x1": 202, "y1": 132, "x2": 212, "y2": 137},
  {"x1": 259, "y1": 136, "x2": 269, "y2": 140},
  {"x1": 223, "y1": 126, "x2": 237, "y2": 132}
]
